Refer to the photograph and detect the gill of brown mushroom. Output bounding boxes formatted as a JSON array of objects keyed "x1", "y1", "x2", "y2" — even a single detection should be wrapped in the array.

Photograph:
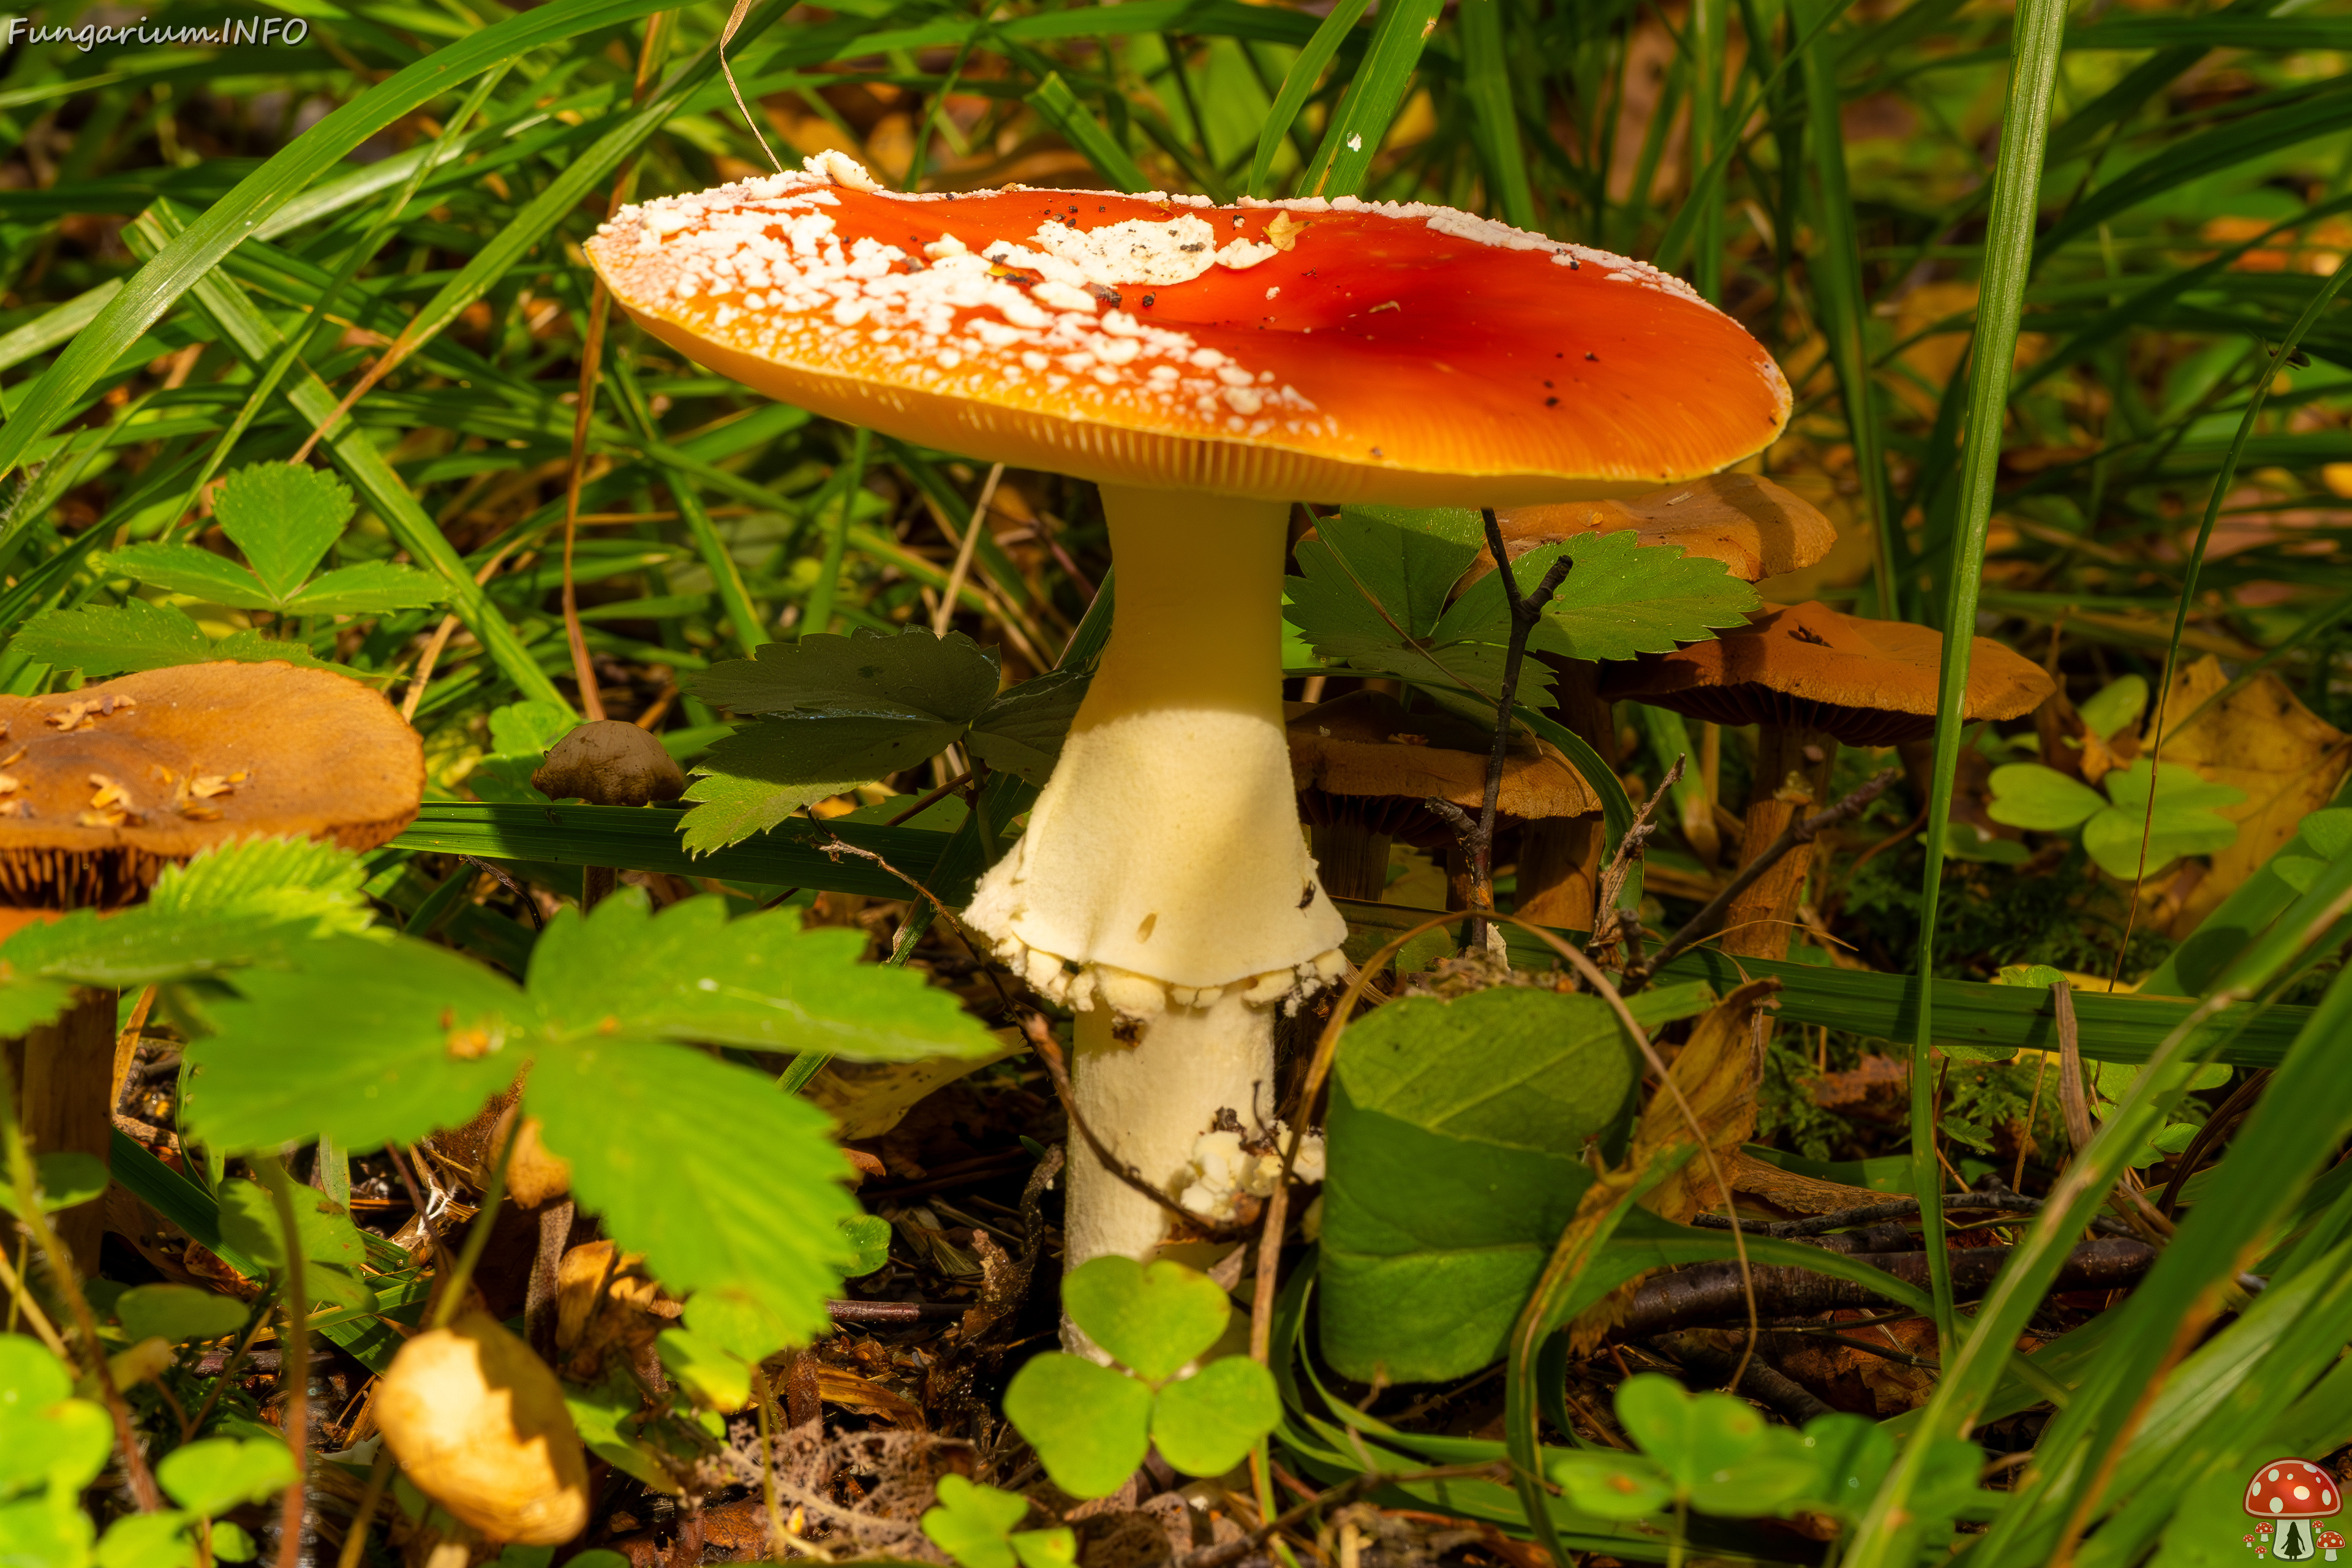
[
  {"x1": 1286, "y1": 690, "x2": 1597, "y2": 914},
  {"x1": 1600, "y1": 601, "x2": 2054, "y2": 963},
  {"x1": 0, "y1": 662, "x2": 424, "y2": 1268},
  {"x1": 1458, "y1": 474, "x2": 1838, "y2": 932}
]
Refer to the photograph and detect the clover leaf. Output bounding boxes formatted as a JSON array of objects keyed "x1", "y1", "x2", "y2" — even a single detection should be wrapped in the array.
[
  {"x1": 1001, "y1": 1259, "x2": 1280, "y2": 1498},
  {"x1": 1987, "y1": 758, "x2": 2242, "y2": 878},
  {"x1": 922, "y1": 1476, "x2": 1078, "y2": 1568}
]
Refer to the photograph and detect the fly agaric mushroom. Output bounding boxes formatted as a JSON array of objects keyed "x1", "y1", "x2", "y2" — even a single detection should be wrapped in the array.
[
  {"x1": 585, "y1": 155, "x2": 1789, "y2": 1284},
  {"x1": 1601, "y1": 601, "x2": 2052, "y2": 960},
  {"x1": 0, "y1": 662, "x2": 423, "y2": 1265},
  {"x1": 2247, "y1": 1460, "x2": 2341, "y2": 1563},
  {"x1": 2319, "y1": 1530, "x2": 2343, "y2": 1561},
  {"x1": 1462, "y1": 473, "x2": 1837, "y2": 924},
  {"x1": 1287, "y1": 690, "x2": 1596, "y2": 905}
]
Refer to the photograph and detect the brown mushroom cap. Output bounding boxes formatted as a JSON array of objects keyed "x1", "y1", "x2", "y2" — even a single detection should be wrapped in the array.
[
  {"x1": 1288, "y1": 690, "x2": 1597, "y2": 836},
  {"x1": 0, "y1": 662, "x2": 424, "y2": 907},
  {"x1": 530, "y1": 720, "x2": 687, "y2": 809},
  {"x1": 1469, "y1": 473, "x2": 1838, "y2": 586},
  {"x1": 1597, "y1": 601, "x2": 2056, "y2": 747},
  {"x1": 586, "y1": 161, "x2": 1790, "y2": 507}
]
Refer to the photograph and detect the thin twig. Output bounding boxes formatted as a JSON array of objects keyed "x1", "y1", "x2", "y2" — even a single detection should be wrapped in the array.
[
  {"x1": 333, "y1": 1449, "x2": 395, "y2": 1568},
  {"x1": 1179, "y1": 1464, "x2": 1507, "y2": 1568},
  {"x1": 1468, "y1": 508, "x2": 1576, "y2": 948},
  {"x1": 1626, "y1": 769, "x2": 1900, "y2": 992},
  {"x1": 933, "y1": 462, "x2": 1005, "y2": 636},
  {"x1": 1018, "y1": 1011, "x2": 1245, "y2": 1240},
  {"x1": 1689, "y1": 1194, "x2": 2136, "y2": 1240}
]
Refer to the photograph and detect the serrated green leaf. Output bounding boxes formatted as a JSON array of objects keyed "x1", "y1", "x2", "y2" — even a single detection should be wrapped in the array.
[
  {"x1": 11, "y1": 600, "x2": 212, "y2": 676},
  {"x1": 528, "y1": 1041, "x2": 859, "y2": 1348},
  {"x1": 105, "y1": 544, "x2": 276, "y2": 608},
  {"x1": 1062, "y1": 1257, "x2": 1231, "y2": 1382},
  {"x1": 680, "y1": 717, "x2": 968, "y2": 851},
  {"x1": 212, "y1": 463, "x2": 355, "y2": 601},
  {"x1": 155, "y1": 1438, "x2": 296, "y2": 1518},
  {"x1": 1451, "y1": 533, "x2": 1758, "y2": 663},
  {"x1": 472, "y1": 700, "x2": 571, "y2": 803},
  {"x1": 688, "y1": 630, "x2": 1000, "y2": 720},
  {"x1": 187, "y1": 936, "x2": 523, "y2": 1153},
  {"x1": 283, "y1": 561, "x2": 446, "y2": 616},
  {"x1": 1000, "y1": 1352, "x2": 1152, "y2": 1499},
  {"x1": 922, "y1": 1475, "x2": 1031, "y2": 1568},
  {"x1": 526, "y1": 893, "x2": 998, "y2": 1061},
  {"x1": 147, "y1": 839, "x2": 373, "y2": 930},
  {"x1": 564, "y1": 1369, "x2": 677, "y2": 1495},
  {"x1": 115, "y1": 1285, "x2": 248, "y2": 1345},
  {"x1": 1986, "y1": 763, "x2": 2108, "y2": 832},
  {"x1": 1150, "y1": 1357, "x2": 1278, "y2": 1478},
  {"x1": 967, "y1": 667, "x2": 1089, "y2": 785},
  {"x1": 0, "y1": 979, "x2": 73, "y2": 1040}
]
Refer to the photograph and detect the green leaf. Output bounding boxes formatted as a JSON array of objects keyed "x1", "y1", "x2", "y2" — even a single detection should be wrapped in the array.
[
  {"x1": 10, "y1": 599, "x2": 213, "y2": 676},
  {"x1": 967, "y1": 668, "x2": 1089, "y2": 786},
  {"x1": 0, "y1": 1334, "x2": 112, "y2": 1500},
  {"x1": 1009, "y1": 1532, "x2": 1078, "y2": 1568},
  {"x1": 282, "y1": 562, "x2": 446, "y2": 616},
  {"x1": 211, "y1": 463, "x2": 355, "y2": 601},
  {"x1": 186, "y1": 935, "x2": 524, "y2": 1153},
  {"x1": 840, "y1": 1215, "x2": 892, "y2": 1278},
  {"x1": 155, "y1": 1437, "x2": 297, "y2": 1517},
  {"x1": 1794, "y1": 1414, "x2": 1894, "y2": 1521},
  {"x1": 1544, "y1": 1451, "x2": 1674, "y2": 1520},
  {"x1": 526, "y1": 894, "x2": 999, "y2": 1061},
  {"x1": 922, "y1": 1475, "x2": 1031, "y2": 1568},
  {"x1": 216, "y1": 1180, "x2": 370, "y2": 1276},
  {"x1": 1149, "y1": 1357, "x2": 1279, "y2": 1478},
  {"x1": 2076, "y1": 674, "x2": 2148, "y2": 742},
  {"x1": 1000, "y1": 1352, "x2": 1153, "y2": 1500},
  {"x1": 1985, "y1": 763, "x2": 2107, "y2": 832},
  {"x1": 1024, "y1": 74, "x2": 1148, "y2": 194},
  {"x1": 1616, "y1": 1374, "x2": 1817, "y2": 1514},
  {"x1": 471, "y1": 700, "x2": 572, "y2": 802},
  {"x1": 681, "y1": 719, "x2": 968, "y2": 852},
  {"x1": 565, "y1": 1370, "x2": 677, "y2": 1494},
  {"x1": 1503, "y1": 532, "x2": 1758, "y2": 663},
  {"x1": 210, "y1": 1521, "x2": 258, "y2": 1562},
  {"x1": 688, "y1": 629, "x2": 1000, "y2": 720},
  {"x1": 94, "y1": 1510, "x2": 197, "y2": 1568},
  {"x1": 0, "y1": 1153, "x2": 107, "y2": 1218},
  {"x1": 105, "y1": 544, "x2": 276, "y2": 608},
  {"x1": 529, "y1": 1040, "x2": 859, "y2": 1349},
  {"x1": 2082, "y1": 760, "x2": 2245, "y2": 878},
  {"x1": 654, "y1": 1328, "x2": 750, "y2": 1411},
  {"x1": 1061, "y1": 1257, "x2": 1232, "y2": 1382},
  {"x1": 1319, "y1": 986, "x2": 1670, "y2": 1382},
  {"x1": 6, "y1": 601, "x2": 336, "y2": 677},
  {"x1": 115, "y1": 1285, "x2": 249, "y2": 1345},
  {"x1": 4, "y1": 1494, "x2": 96, "y2": 1566}
]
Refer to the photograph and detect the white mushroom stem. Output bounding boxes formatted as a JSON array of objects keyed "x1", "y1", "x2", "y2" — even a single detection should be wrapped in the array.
[{"x1": 965, "y1": 485, "x2": 1348, "y2": 1300}]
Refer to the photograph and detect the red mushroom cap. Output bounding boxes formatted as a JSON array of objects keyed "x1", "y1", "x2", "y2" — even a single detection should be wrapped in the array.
[
  {"x1": 2246, "y1": 1459, "x2": 2342, "y2": 1520},
  {"x1": 585, "y1": 160, "x2": 1790, "y2": 507}
]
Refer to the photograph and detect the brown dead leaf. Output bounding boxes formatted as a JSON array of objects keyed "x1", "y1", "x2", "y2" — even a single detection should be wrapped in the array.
[
  {"x1": 1633, "y1": 979, "x2": 1776, "y2": 1226},
  {"x1": 1728, "y1": 1149, "x2": 1889, "y2": 1219},
  {"x1": 2157, "y1": 655, "x2": 2352, "y2": 935},
  {"x1": 803, "y1": 1029, "x2": 1026, "y2": 1141},
  {"x1": 505, "y1": 1117, "x2": 571, "y2": 1209}
]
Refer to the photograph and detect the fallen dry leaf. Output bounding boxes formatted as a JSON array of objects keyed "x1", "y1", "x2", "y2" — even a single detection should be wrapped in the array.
[{"x1": 2157, "y1": 655, "x2": 2351, "y2": 935}]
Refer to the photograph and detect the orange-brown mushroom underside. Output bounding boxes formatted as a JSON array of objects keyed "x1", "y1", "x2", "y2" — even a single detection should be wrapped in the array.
[
  {"x1": 588, "y1": 171, "x2": 1791, "y2": 505},
  {"x1": 0, "y1": 662, "x2": 424, "y2": 907}
]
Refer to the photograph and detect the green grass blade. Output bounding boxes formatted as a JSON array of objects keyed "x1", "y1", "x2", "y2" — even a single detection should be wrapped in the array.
[
  {"x1": 0, "y1": 0, "x2": 675, "y2": 483},
  {"x1": 123, "y1": 203, "x2": 565, "y2": 709},
  {"x1": 1896, "y1": 0, "x2": 2071, "y2": 1400},
  {"x1": 1795, "y1": 0, "x2": 1898, "y2": 619},
  {"x1": 1299, "y1": 0, "x2": 1442, "y2": 199},
  {"x1": 1460, "y1": 0, "x2": 1536, "y2": 230},
  {"x1": 1027, "y1": 71, "x2": 1149, "y2": 192},
  {"x1": 1248, "y1": 0, "x2": 1368, "y2": 198}
]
